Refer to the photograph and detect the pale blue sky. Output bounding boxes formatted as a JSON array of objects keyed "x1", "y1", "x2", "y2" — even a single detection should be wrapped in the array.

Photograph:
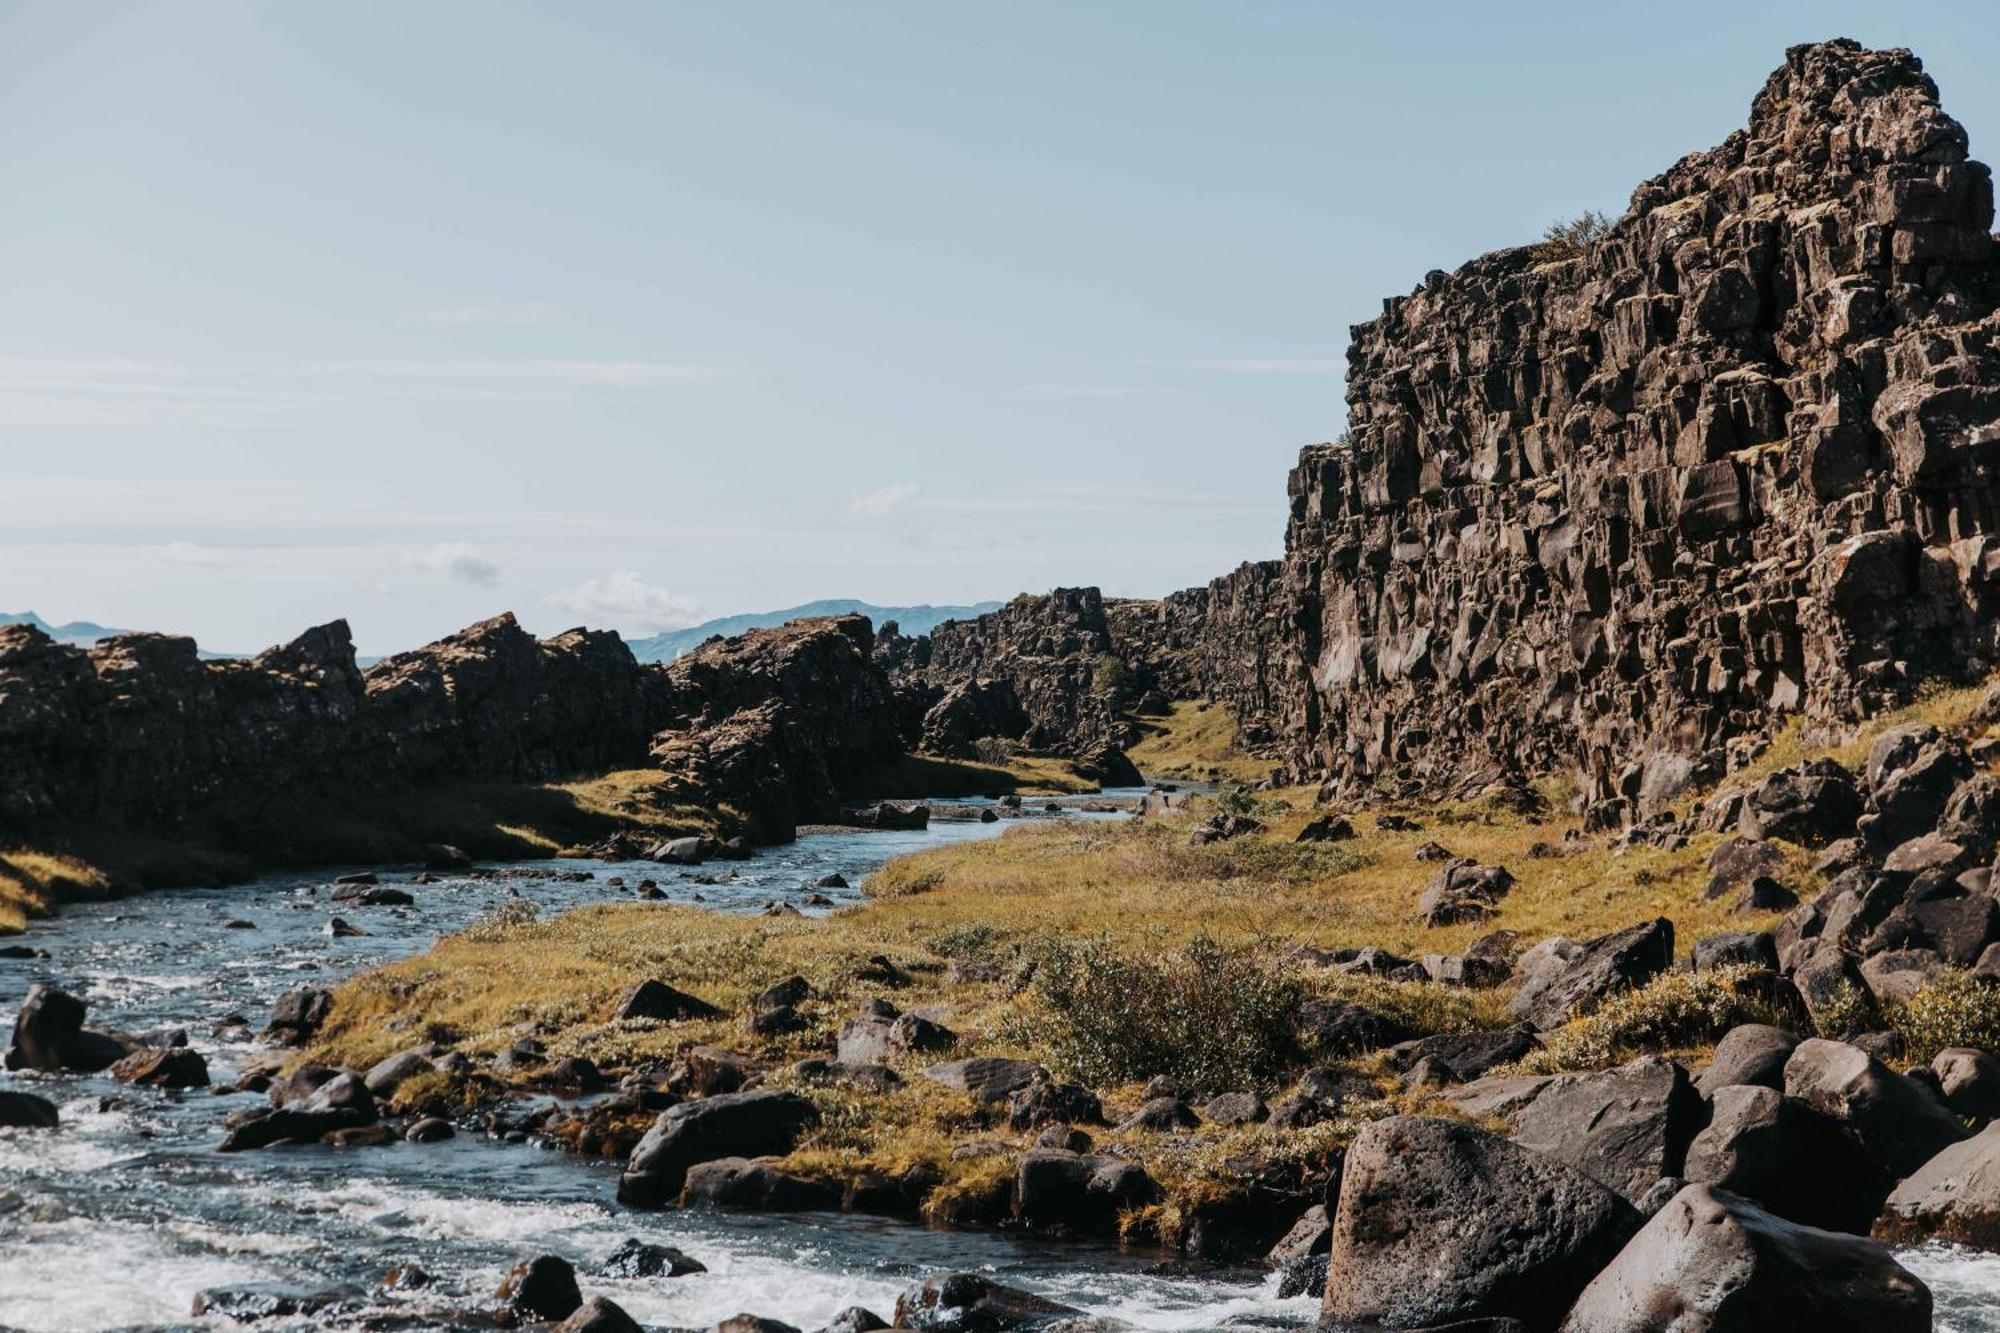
[{"x1": 5, "y1": 2, "x2": 1996, "y2": 653}]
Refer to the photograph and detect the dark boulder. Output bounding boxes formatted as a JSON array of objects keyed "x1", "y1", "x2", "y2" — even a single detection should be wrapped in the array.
[
  {"x1": 1418, "y1": 859, "x2": 1515, "y2": 926},
  {"x1": 0, "y1": 1089, "x2": 59, "y2": 1128},
  {"x1": 556, "y1": 1297, "x2": 645, "y2": 1333},
  {"x1": 1783, "y1": 1038, "x2": 1968, "y2": 1178},
  {"x1": 1694, "y1": 1024, "x2": 1800, "y2": 1096},
  {"x1": 1008, "y1": 1081, "x2": 1103, "y2": 1131},
  {"x1": 1509, "y1": 1056, "x2": 1703, "y2": 1203},
  {"x1": 494, "y1": 1254, "x2": 582, "y2": 1322},
  {"x1": 1739, "y1": 760, "x2": 1864, "y2": 846},
  {"x1": 110, "y1": 1045, "x2": 210, "y2": 1089},
  {"x1": 1297, "y1": 998, "x2": 1411, "y2": 1056},
  {"x1": 5, "y1": 983, "x2": 84, "y2": 1072},
  {"x1": 619, "y1": 1090, "x2": 819, "y2": 1206},
  {"x1": 1933, "y1": 1046, "x2": 2000, "y2": 1122},
  {"x1": 261, "y1": 986, "x2": 332, "y2": 1046},
  {"x1": 1879, "y1": 1121, "x2": 2000, "y2": 1250},
  {"x1": 1385, "y1": 1025, "x2": 1539, "y2": 1083},
  {"x1": 1013, "y1": 1149, "x2": 1160, "y2": 1233},
  {"x1": 681, "y1": 1157, "x2": 839, "y2": 1211},
  {"x1": 602, "y1": 1236, "x2": 707, "y2": 1278},
  {"x1": 615, "y1": 979, "x2": 722, "y2": 1022},
  {"x1": 1512, "y1": 918, "x2": 1674, "y2": 1031},
  {"x1": 1321, "y1": 1117, "x2": 1639, "y2": 1329},
  {"x1": 893, "y1": 1273, "x2": 1084, "y2": 1332},
  {"x1": 1558, "y1": 1185, "x2": 1931, "y2": 1332},
  {"x1": 1682, "y1": 1083, "x2": 1889, "y2": 1233}
]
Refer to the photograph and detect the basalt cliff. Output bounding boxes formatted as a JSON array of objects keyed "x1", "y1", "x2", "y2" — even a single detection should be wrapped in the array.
[{"x1": 938, "y1": 40, "x2": 2000, "y2": 821}]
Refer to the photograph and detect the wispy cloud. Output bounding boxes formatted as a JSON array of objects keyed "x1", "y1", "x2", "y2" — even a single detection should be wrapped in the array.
[
  {"x1": 398, "y1": 303, "x2": 555, "y2": 328},
  {"x1": 1166, "y1": 355, "x2": 1345, "y2": 374},
  {"x1": 846, "y1": 482, "x2": 919, "y2": 520},
  {"x1": 411, "y1": 542, "x2": 501, "y2": 587},
  {"x1": 0, "y1": 353, "x2": 739, "y2": 427},
  {"x1": 1014, "y1": 383, "x2": 1163, "y2": 400},
  {"x1": 549, "y1": 570, "x2": 699, "y2": 634}
]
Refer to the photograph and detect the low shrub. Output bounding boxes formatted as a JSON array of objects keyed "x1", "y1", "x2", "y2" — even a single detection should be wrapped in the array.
[
  {"x1": 1516, "y1": 966, "x2": 1786, "y2": 1074},
  {"x1": 1891, "y1": 970, "x2": 2000, "y2": 1065},
  {"x1": 1004, "y1": 935, "x2": 1304, "y2": 1090},
  {"x1": 1532, "y1": 208, "x2": 1612, "y2": 262}
]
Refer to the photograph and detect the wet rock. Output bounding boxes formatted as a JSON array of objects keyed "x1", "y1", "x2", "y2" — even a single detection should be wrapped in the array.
[
  {"x1": 322, "y1": 917, "x2": 364, "y2": 938},
  {"x1": 1879, "y1": 1121, "x2": 2000, "y2": 1251},
  {"x1": 615, "y1": 979, "x2": 722, "y2": 1022},
  {"x1": 1783, "y1": 1038, "x2": 1968, "y2": 1178},
  {"x1": 714, "y1": 1317, "x2": 802, "y2": 1333},
  {"x1": 328, "y1": 883, "x2": 414, "y2": 906},
  {"x1": 681, "y1": 1157, "x2": 840, "y2": 1211},
  {"x1": 894, "y1": 1273, "x2": 1085, "y2": 1332},
  {"x1": 557, "y1": 1296, "x2": 645, "y2": 1333},
  {"x1": 619, "y1": 1089, "x2": 819, "y2": 1206},
  {"x1": 1276, "y1": 1255, "x2": 1328, "y2": 1300},
  {"x1": 379, "y1": 1263, "x2": 432, "y2": 1290},
  {"x1": 1511, "y1": 918, "x2": 1673, "y2": 1031},
  {"x1": 815, "y1": 1307, "x2": 889, "y2": 1333},
  {"x1": 0, "y1": 1089, "x2": 59, "y2": 1128},
  {"x1": 362, "y1": 1048, "x2": 435, "y2": 1098},
  {"x1": 189, "y1": 1284, "x2": 367, "y2": 1322},
  {"x1": 1509, "y1": 1056, "x2": 1703, "y2": 1203},
  {"x1": 495, "y1": 1253, "x2": 582, "y2": 1321},
  {"x1": 1558, "y1": 1185, "x2": 1931, "y2": 1332},
  {"x1": 602, "y1": 1236, "x2": 707, "y2": 1278},
  {"x1": 405, "y1": 1117, "x2": 454, "y2": 1143},
  {"x1": 110, "y1": 1045, "x2": 210, "y2": 1089},
  {"x1": 5, "y1": 983, "x2": 85, "y2": 1072},
  {"x1": 1014, "y1": 1149, "x2": 1160, "y2": 1233},
  {"x1": 1321, "y1": 1117, "x2": 1639, "y2": 1329}
]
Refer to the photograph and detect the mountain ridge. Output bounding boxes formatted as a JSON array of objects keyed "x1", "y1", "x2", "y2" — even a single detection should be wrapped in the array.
[{"x1": 623, "y1": 599, "x2": 1004, "y2": 662}]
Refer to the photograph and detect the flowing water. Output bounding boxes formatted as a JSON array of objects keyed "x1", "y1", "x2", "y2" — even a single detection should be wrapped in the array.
[
  {"x1": 1, "y1": 795, "x2": 1995, "y2": 1331},
  {"x1": 0, "y1": 796, "x2": 1307, "y2": 1332}
]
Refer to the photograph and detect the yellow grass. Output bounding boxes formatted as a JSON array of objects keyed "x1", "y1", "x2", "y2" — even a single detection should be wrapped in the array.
[
  {"x1": 0, "y1": 851, "x2": 113, "y2": 935},
  {"x1": 1126, "y1": 700, "x2": 1275, "y2": 784}
]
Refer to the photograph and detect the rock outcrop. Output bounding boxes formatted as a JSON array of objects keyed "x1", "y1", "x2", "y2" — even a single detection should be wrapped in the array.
[
  {"x1": 1129, "y1": 40, "x2": 2000, "y2": 813},
  {"x1": 0, "y1": 610, "x2": 910, "y2": 857}
]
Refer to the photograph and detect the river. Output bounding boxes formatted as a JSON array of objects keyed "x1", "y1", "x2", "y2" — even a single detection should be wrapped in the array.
[{"x1": 1, "y1": 796, "x2": 1996, "y2": 1331}]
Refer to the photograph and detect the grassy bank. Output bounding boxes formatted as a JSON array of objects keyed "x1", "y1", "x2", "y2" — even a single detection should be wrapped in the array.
[{"x1": 1125, "y1": 699, "x2": 1276, "y2": 785}]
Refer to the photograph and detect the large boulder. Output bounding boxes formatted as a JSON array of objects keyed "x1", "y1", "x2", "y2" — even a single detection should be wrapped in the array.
[
  {"x1": 5, "y1": 983, "x2": 84, "y2": 1072},
  {"x1": 1509, "y1": 1056, "x2": 1703, "y2": 1203},
  {"x1": 1014, "y1": 1149, "x2": 1158, "y2": 1233},
  {"x1": 1739, "y1": 760, "x2": 1864, "y2": 846},
  {"x1": 1321, "y1": 1117, "x2": 1639, "y2": 1329},
  {"x1": 1878, "y1": 1121, "x2": 2000, "y2": 1250},
  {"x1": 1783, "y1": 1038, "x2": 1968, "y2": 1179},
  {"x1": 614, "y1": 979, "x2": 722, "y2": 1022},
  {"x1": 261, "y1": 986, "x2": 333, "y2": 1046},
  {"x1": 1682, "y1": 1084, "x2": 1889, "y2": 1234},
  {"x1": 1558, "y1": 1185, "x2": 1931, "y2": 1332},
  {"x1": 1511, "y1": 919, "x2": 1674, "y2": 1031},
  {"x1": 1933, "y1": 1046, "x2": 2000, "y2": 1122},
  {"x1": 681, "y1": 1157, "x2": 840, "y2": 1211},
  {"x1": 111, "y1": 1045, "x2": 210, "y2": 1089},
  {"x1": 0, "y1": 1090, "x2": 59, "y2": 1128},
  {"x1": 1695, "y1": 1024, "x2": 1799, "y2": 1096},
  {"x1": 618, "y1": 1090, "x2": 819, "y2": 1206},
  {"x1": 923, "y1": 1058, "x2": 1044, "y2": 1104},
  {"x1": 494, "y1": 1254, "x2": 582, "y2": 1322}
]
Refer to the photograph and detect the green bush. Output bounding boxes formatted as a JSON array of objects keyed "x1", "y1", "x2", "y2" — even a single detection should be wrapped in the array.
[
  {"x1": 1532, "y1": 209, "x2": 1612, "y2": 263},
  {"x1": 1517, "y1": 966, "x2": 1786, "y2": 1074},
  {"x1": 1891, "y1": 971, "x2": 2000, "y2": 1065},
  {"x1": 1005, "y1": 935, "x2": 1303, "y2": 1090}
]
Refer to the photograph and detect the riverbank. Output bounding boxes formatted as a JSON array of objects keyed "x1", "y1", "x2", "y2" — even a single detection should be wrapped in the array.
[{"x1": 301, "y1": 680, "x2": 2000, "y2": 1298}]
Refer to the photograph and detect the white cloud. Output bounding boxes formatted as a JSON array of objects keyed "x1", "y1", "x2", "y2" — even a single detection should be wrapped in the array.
[
  {"x1": 154, "y1": 540, "x2": 224, "y2": 568},
  {"x1": 846, "y1": 482, "x2": 918, "y2": 520},
  {"x1": 412, "y1": 542, "x2": 501, "y2": 587},
  {"x1": 549, "y1": 570, "x2": 699, "y2": 634},
  {"x1": 398, "y1": 303, "x2": 555, "y2": 328}
]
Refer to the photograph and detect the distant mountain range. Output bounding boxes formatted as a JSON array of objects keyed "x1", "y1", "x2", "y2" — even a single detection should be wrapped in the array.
[
  {"x1": 623, "y1": 599, "x2": 1003, "y2": 662},
  {"x1": 1, "y1": 611, "x2": 239, "y2": 659},
  {"x1": 6, "y1": 599, "x2": 1000, "y2": 667}
]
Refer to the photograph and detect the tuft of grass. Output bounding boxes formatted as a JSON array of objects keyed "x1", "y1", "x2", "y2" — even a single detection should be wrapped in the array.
[
  {"x1": 1890, "y1": 971, "x2": 2000, "y2": 1065},
  {"x1": 1515, "y1": 966, "x2": 1787, "y2": 1074},
  {"x1": 0, "y1": 851, "x2": 113, "y2": 934},
  {"x1": 1002, "y1": 935, "x2": 1305, "y2": 1091}
]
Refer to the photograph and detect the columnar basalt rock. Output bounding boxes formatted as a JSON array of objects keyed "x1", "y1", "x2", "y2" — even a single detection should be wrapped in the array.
[
  {"x1": 1269, "y1": 40, "x2": 2000, "y2": 813},
  {"x1": 0, "y1": 611, "x2": 904, "y2": 855}
]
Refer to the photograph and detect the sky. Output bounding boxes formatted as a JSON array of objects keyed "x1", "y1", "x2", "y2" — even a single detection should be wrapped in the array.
[{"x1": 5, "y1": 2, "x2": 1999, "y2": 655}]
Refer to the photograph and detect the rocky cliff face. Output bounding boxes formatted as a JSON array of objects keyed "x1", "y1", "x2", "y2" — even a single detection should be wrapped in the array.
[
  {"x1": 0, "y1": 611, "x2": 902, "y2": 855},
  {"x1": 1269, "y1": 40, "x2": 2000, "y2": 816}
]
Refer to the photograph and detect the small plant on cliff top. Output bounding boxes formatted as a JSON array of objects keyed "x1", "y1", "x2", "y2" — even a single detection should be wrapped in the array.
[
  {"x1": 1005, "y1": 935, "x2": 1303, "y2": 1090},
  {"x1": 1533, "y1": 208, "x2": 1612, "y2": 263}
]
